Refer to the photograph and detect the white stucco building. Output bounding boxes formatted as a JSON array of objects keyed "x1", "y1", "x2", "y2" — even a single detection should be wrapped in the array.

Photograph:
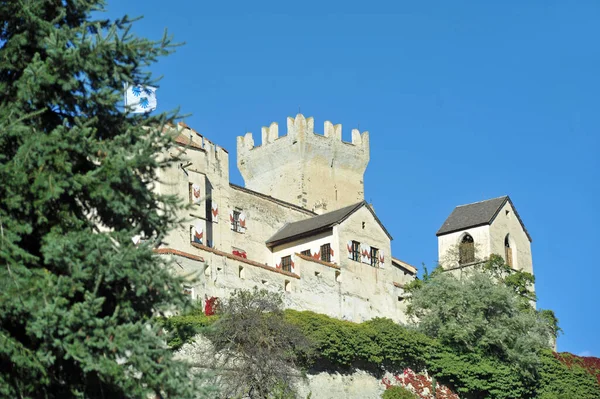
[
  {"x1": 154, "y1": 113, "x2": 533, "y2": 324},
  {"x1": 155, "y1": 114, "x2": 416, "y2": 323}
]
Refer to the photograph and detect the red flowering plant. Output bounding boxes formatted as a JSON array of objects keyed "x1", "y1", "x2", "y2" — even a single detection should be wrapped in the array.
[
  {"x1": 381, "y1": 368, "x2": 459, "y2": 399},
  {"x1": 554, "y1": 352, "x2": 600, "y2": 385}
]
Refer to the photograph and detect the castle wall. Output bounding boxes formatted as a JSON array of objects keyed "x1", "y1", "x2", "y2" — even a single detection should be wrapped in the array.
[
  {"x1": 227, "y1": 185, "x2": 314, "y2": 265},
  {"x1": 158, "y1": 125, "x2": 231, "y2": 255},
  {"x1": 237, "y1": 114, "x2": 369, "y2": 212},
  {"x1": 489, "y1": 201, "x2": 533, "y2": 274}
]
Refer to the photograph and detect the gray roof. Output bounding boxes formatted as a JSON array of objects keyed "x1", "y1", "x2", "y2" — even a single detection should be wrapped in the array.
[
  {"x1": 266, "y1": 201, "x2": 392, "y2": 247},
  {"x1": 436, "y1": 196, "x2": 532, "y2": 242}
]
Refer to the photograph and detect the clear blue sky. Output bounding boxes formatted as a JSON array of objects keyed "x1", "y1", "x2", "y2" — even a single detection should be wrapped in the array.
[{"x1": 105, "y1": 1, "x2": 599, "y2": 357}]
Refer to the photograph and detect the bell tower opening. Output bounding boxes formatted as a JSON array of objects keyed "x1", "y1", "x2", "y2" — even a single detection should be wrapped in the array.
[
  {"x1": 505, "y1": 234, "x2": 513, "y2": 268},
  {"x1": 459, "y1": 234, "x2": 475, "y2": 265}
]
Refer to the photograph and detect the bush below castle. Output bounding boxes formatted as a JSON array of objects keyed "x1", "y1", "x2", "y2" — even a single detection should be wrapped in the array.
[{"x1": 161, "y1": 309, "x2": 600, "y2": 399}]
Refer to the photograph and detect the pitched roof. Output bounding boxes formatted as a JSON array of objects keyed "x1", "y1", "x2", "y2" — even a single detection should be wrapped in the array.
[
  {"x1": 436, "y1": 196, "x2": 532, "y2": 242},
  {"x1": 266, "y1": 201, "x2": 392, "y2": 247},
  {"x1": 391, "y1": 257, "x2": 418, "y2": 275}
]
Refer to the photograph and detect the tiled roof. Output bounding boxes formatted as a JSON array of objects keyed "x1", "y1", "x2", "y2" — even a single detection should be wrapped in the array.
[
  {"x1": 266, "y1": 201, "x2": 393, "y2": 247},
  {"x1": 436, "y1": 196, "x2": 531, "y2": 242}
]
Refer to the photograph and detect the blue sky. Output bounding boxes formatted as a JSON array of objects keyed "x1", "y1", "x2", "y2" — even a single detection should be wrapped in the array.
[{"x1": 105, "y1": 1, "x2": 599, "y2": 357}]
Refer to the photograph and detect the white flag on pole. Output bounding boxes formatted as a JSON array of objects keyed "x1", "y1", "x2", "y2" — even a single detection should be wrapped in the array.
[{"x1": 124, "y1": 84, "x2": 157, "y2": 113}]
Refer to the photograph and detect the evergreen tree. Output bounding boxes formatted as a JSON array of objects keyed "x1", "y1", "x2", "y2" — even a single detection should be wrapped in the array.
[{"x1": 0, "y1": 1, "x2": 206, "y2": 397}]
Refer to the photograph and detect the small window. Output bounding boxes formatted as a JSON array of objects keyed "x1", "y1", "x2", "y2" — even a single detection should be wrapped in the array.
[
  {"x1": 281, "y1": 255, "x2": 292, "y2": 272},
  {"x1": 231, "y1": 210, "x2": 241, "y2": 232},
  {"x1": 335, "y1": 270, "x2": 341, "y2": 283},
  {"x1": 505, "y1": 234, "x2": 513, "y2": 268},
  {"x1": 314, "y1": 271, "x2": 321, "y2": 277},
  {"x1": 238, "y1": 266, "x2": 245, "y2": 279},
  {"x1": 459, "y1": 234, "x2": 475, "y2": 264},
  {"x1": 206, "y1": 198, "x2": 212, "y2": 221},
  {"x1": 370, "y1": 247, "x2": 379, "y2": 267},
  {"x1": 320, "y1": 243, "x2": 331, "y2": 262},
  {"x1": 301, "y1": 249, "x2": 311, "y2": 257},
  {"x1": 351, "y1": 241, "x2": 360, "y2": 262},
  {"x1": 284, "y1": 279, "x2": 291, "y2": 292},
  {"x1": 183, "y1": 286, "x2": 193, "y2": 297},
  {"x1": 188, "y1": 183, "x2": 194, "y2": 204}
]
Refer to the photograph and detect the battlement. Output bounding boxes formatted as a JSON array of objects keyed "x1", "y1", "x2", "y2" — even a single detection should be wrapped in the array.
[
  {"x1": 237, "y1": 114, "x2": 370, "y2": 211},
  {"x1": 237, "y1": 113, "x2": 369, "y2": 152}
]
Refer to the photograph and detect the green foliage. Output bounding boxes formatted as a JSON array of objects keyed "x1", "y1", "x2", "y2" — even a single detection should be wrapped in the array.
[
  {"x1": 284, "y1": 310, "x2": 433, "y2": 372},
  {"x1": 534, "y1": 350, "x2": 600, "y2": 399},
  {"x1": 406, "y1": 262, "x2": 556, "y2": 398},
  {"x1": 285, "y1": 309, "x2": 383, "y2": 369},
  {"x1": 363, "y1": 317, "x2": 435, "y2": 372},
  {"x1": 207, "y1": 288, "x2": 312, "y2": 399},
  {"x1": 403, "y1": 263, "x2": 444, "y2": 294},
  {"x1": 158, "y1": 310, "x2": 216, "y2": 349},
  {"x1": 162, "y1": 302, "x2": 600, "y2": 399},
  {"x1": 0, "y1": 1, "x2": 208, "y2": 397},
  {"x1": 382, "y1": 386, "x2": 418, "y2": 399},
  {"x1": 408, "y1": 271, "x2": 552, "y2": 368},
  {"x1": 482, "y1": 254, "x2": 536, "y2": 303},
  {"x1": 428, "y1": 349, "x2": 533, "y2": 399}
]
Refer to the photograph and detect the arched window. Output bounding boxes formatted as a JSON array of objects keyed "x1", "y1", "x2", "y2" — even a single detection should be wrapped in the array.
[
  {"x1": 505, "y1": 234, "x2": 513, "y2": 267},
  {"x1": 459, "y1": 234, "x2": 475, "y2": 265}
]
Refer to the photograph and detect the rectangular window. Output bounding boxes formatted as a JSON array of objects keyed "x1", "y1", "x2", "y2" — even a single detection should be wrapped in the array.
[
  {"x1": 370, "y1": 247, "x2": 379, "y2": 267},
  {"x1": 188, "y1": 183, "x2": 194, "y2": 204},
  {"x1": 206, "y1": 198, "x2": 212, "y2": 221},
  {"x1": 351, "y1": 241, "x2": 360, "y2": 261},
  {"x1": 231, "y1": 210, "x2": 241, "y2": 232},
  {"x1": 321, "y1": 243, "x2": 331, "y2": 262},
  {"x1": 281, "y1": 255, "x2": 292, "y2": 272},
  {"x1": 301, "y1": 249, "x2": 311, "y2": 257}
]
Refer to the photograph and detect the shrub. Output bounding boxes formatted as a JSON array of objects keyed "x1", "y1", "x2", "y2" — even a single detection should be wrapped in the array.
[
  {"x1": 534, "y1": 350, "x2": 600, "y2": 399},
  {"x1": 159, "y1": 310, "x2": 216, "y2": 349},
  {"x1": 382, "y1": 386, "x2": 417, "y2": 399}
]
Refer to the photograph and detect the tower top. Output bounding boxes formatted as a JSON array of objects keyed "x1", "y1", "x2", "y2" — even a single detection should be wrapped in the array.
[{"x1": 237, "y1": 114, "x2": 370, "y2": 212}]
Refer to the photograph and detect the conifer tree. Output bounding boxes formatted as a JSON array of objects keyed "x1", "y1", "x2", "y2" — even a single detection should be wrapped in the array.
[{"x1": 0, "y1": 1, "x2": 205, "y2": 397}]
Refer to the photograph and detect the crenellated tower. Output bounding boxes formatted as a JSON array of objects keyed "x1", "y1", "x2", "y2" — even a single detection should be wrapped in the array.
[{"x1": 237, "y1": 114, "x2": 369, "y2": 213}]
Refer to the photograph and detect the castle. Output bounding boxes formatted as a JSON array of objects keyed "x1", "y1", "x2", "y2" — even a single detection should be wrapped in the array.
[{"x1": 154, "y1": 114, "x2": 533, "y2": 323}]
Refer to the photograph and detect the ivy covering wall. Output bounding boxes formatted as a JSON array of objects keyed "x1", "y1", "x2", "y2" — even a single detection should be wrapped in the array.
[{"x1": 161, "y1": 309, "x2": 600, "y2": 399}]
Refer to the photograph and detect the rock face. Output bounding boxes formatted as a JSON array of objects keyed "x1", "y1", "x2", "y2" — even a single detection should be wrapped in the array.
[
  {"x1": 175, "y1": 335, "x2": 388, "y2": 398},
  {"x1": 295, "y1": 370, "x2": 386, "y2": 399}
]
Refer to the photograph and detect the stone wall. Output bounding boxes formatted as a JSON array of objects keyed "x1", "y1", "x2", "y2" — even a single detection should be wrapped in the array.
[{"x1": 175, "y1": 335, "x2": 389, "y2": 399}]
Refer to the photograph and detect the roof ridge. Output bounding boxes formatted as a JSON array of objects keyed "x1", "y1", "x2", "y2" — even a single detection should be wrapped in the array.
[{"x1": 455, "y1": 195, "x2": 508, "y2": 208}]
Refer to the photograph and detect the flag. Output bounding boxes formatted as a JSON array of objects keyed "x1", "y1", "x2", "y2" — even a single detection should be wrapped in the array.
[{"x1": 124, "y1": 84, "x2": 157, "y2": 113}]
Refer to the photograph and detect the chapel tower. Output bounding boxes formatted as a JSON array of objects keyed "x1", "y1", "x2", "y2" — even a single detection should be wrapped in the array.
[
  {"x1": 436, "y1": 196, "x2": 533, "y2": 276},
  {"x1": 237, "y1": 114, "x2": 369, "y2": 213}
]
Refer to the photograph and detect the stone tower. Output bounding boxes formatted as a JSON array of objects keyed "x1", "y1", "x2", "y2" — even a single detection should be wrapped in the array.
[{"x1": 237, "y1": 114, "x2": 369, "y2": 213}]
